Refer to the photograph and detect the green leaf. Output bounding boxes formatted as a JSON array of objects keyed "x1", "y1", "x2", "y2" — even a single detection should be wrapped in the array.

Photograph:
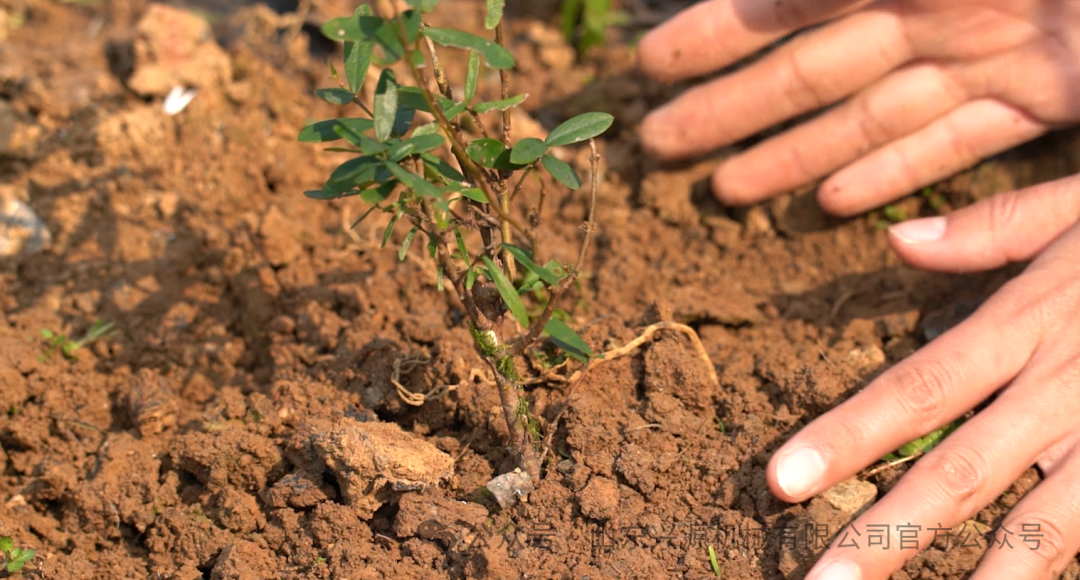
[
  {"x1": 404, "y1": 0, "x2": 440, "y2": 12},
  {"x1": 343, "y1": 4, "x2": 375, "y2": 92},
  {"x1": 398, "y1": 87, "x2": 459, "y2": 116},
  {"x1": 466, "y1": 266, "x2": 478, "y2": 290},
  {"x1": 9, "y1": 548, "x2": 19, "y2": 560},
  {"x1": 1, "y1": 537, "x2": 12, "y2": 553},
  {"x1": 334, "y1": 124, "x2": 386, "y2": 154},
  {"x1": 895, "y1": 419, "x2": 964, "y2": 457},
  {"x1": 391, "y1": 105, "x2": 416, "y2": 137},
  {"x1": 420, "y1": 152, "x2": 466, "y2": 182},
  {"x1": 298, "y1": 118, "x2": 374, "y2": 143},
  {"x1": 544, "y1": 318, "x2": 594, "y2": 362},
  {"x1": 466, "y1": 138, "x2": 506, "y2": 168},
  {"x1": 6, "y1": 562, "x2": 22, "y2": 573},
  {"x1": 423, "y1": 27, "x2": 515, "y2": 69},
  {"x1": 454, "y1": 228, "x2": 471, "y2": 266},
  {"x1": 484, "y1": 0, "x2": 505, "y2": 29},
  {"x1": 502, "y1": 244, "x2": 560, "y2": 285},
  {"x1": 382, "y1": 207, "x2": 402, "y2": 248},
  {"x1": 541, "y1": 154, "x2": 581, "y2": 189},
  {"x1": 360, "y1": 181, "x2": 397, "y2": 204},
  {"x1": 374, "y1": 69, "x2": 399, "y2": 141},
  {"x1": 458, "y1": 188, "x2": 488, "y2": 203},
  {"x1": 384, "y1": 160, "x2": 441, "y2": 197},
  {"x1": 399, "y1": 225, "x2": 419, "y2": 261},
  {"x1": 412, "y1": 122, "x2": 441, "y2": 137},
  {"x1": 16, "y1": 549, "x2": 33, "y2": 563},
  {"x1": 464, "y1": 51, "x2": 480, "y2": 103},
  {"x1": 545, "y1": 112, "x2": 614, "y2": 147},
  {"x1": 315, "y1": 88, "x2": 356, "y2": 106},
  {"x1": 466, "y1": 138, "x2": 525, "y2": 171},
  {"x1": 320, "y1": 15, "x2": 373, "y2": 42},
  {"x1": 509, "y1": 137, "x2": 548, "y2": 165},
  {"x1": 474, "y1": 93, "x2": 527, "y2": 113},
  {"x1": 387, "y1": 134, "x2": 445, "y2": 161},
  {"x1": 482, "y1": 256, "x2": 529, "y2": 327}
]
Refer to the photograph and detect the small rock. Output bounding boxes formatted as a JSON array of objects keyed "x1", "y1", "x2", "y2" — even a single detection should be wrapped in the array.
[
  {"x1": 577, "y1": 476, "x2": 619, "y2": 520},
  {"x1": 820, "y1": 478, "x2": 878, "y2": 515},
  {"x1": 210, "y1": 541, "x2": 277, "y2": 580},
  {"x1": 0, "y1": 195, "x2": 50, "y2": 258},
  {"x1": 269, "y1": 315, "x2": 295, "y2": 335},
  {"x1": 485, "y1": 468, "x2": 534, "y2": 509},
  {"x1": 156, "y1": 192, "x2": 180, "y2": 218},
  {"x1": 310, "y1": 418, "x2": 453, "y2": 518},
  {"x1": 127, "y1": 3, "x2": 231, "y2": 96}
]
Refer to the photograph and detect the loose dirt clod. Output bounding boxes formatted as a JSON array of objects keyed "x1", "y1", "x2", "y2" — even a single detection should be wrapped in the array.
[
  {"x1": 484, "y1": 467, "x2": 534, "y2": 509},
  {"x1": 310, "y1": 418, "x2": 454, "y2": 518},
  {"x1": 127, "y1": 368, "x2": 179, "y2": 436}
]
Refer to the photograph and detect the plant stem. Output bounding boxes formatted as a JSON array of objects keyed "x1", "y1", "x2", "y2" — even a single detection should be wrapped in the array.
[{"x1": 511, "y1": 140, "x2": 600, "y2": 356}]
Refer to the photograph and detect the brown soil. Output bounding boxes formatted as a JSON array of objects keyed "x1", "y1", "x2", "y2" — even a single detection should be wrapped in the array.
[{"x1": 2, "y1": 0, "x2": 1079, "y2": 579}]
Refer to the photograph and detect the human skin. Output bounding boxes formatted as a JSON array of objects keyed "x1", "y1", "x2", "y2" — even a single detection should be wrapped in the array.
[{"x1": 636, "y1": 1, "x2": 1080, "y2": 579}]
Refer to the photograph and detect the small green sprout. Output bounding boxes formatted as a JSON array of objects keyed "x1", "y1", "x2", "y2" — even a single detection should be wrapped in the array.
[
  {"x1": 882, "y1": 418, "x2": 965, "y2": 462},
  {"x1": 0, "y1": 536, "x2": 36, "y2": 573},
  {"x1": 708, "y1": 544, "x2": 721, "y2": 578},
  {"x1": 39, "y1": 319, "x2": 117, "y2": 362},
  {"x1": 882, "y1": 204, "x2": 907, "y2": 223}
]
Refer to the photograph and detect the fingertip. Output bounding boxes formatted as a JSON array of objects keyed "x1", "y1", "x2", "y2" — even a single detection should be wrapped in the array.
[
  {"x1": 815, "y1": 180, "x2": 860, "y2": 217},
  {"x1": 635, "y1": 29, "x2": 676, "y2": 82},
  {"x1": 638, "y1": 107, "x2": 685, "y2": 161},
  {"x1": 711, "y1": 163, "x2": 754, "y2": 206}
]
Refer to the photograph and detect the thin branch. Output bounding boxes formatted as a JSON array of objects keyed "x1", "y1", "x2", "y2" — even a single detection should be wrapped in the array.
[
  {"x1": 495, "y1": 21, "x2": 513, "y2": 147},
  {"x1": 510, "y1": 140, "x2": 600, "y2": 355}
]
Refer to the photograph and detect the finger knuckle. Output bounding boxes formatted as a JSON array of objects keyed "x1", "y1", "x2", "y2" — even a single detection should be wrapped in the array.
[
  {"x1": 887, "y1": 357, "x2": 957, "y2": 430},
  {"x1": 1005, "y1": 511, "x2": 1070, "y2": 573},
  {"x1": 919, "y1": 445, "x2": 985, "y2": 506},
  {"x1": 985, "y1": 190, "x2": 1024, "y2": 238}
]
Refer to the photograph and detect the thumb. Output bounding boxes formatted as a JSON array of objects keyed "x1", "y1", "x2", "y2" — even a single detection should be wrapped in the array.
[{"x1": 887, "y1": 175, "x2": 1080, "y2": 273}]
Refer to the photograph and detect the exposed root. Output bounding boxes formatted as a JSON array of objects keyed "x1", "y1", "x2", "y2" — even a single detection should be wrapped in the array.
[{"x1": 392, "y1": 355, "x2": 492, "y2": 407}]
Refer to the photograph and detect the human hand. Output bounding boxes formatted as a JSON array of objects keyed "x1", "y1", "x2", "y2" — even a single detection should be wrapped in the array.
[
  {"x1": 763, "y1": 176, "x2": 1080, "y2": 579},
  {"x1": 636, "y1": 0, "x2": 1080, "y2": 215}
]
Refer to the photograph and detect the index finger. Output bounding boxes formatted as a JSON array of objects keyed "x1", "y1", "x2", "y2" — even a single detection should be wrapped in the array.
[{"x1": 636, "y1": 0, "x2": 873, "y2": 82}]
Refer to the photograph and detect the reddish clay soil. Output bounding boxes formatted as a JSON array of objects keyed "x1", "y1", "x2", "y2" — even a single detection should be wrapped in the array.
[{"x1": 2, "y1": 0, "x2": 1080, "y2": 578}]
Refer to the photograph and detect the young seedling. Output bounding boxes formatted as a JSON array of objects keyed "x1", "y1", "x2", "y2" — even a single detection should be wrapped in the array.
[
  {"x1": 708, "y1": 544, "x2": 721, "y2": 578},
  {"x1": 864, "y1": 418, "x2": 965, "y2": 477},
  {"x1": 560, "y1": 0, "x2": 624, "y2": 55},
  {"x1": 301, "y1": 0, "x2": 613, "y2": 479},
  {"x1": 0, "y1": 536, "x2": 36, "y2": 574},
  {"x1": 39, "y1": 319, "x2": 117, "y2": 362}
]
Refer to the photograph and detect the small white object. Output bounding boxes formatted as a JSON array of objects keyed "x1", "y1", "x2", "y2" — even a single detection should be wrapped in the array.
[{"x1": 163, "y1": 86, "x2": 197, "y2": 116}]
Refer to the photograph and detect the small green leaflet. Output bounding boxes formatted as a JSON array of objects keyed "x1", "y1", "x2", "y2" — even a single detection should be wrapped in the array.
[
  {"x1": 465, "y1": 51, "x2": 480, "y2": 103},
  {"x1": 509, "y1": 138, "x2": 548, "y2": 165},
  {"x1": 458, "y1": 188, "x2": 488, "y2": 203},
  {"x1": 382, "y1": 207, "x2": 402, "y2": 248},
  {"x1": 343, "y1": 4, "x2": 374, "y2": 92},
  {"x1": 484, "y1": 0, "x2": 505, "y2": 29},
  {"x1": 541, "y1": 154, "x2": 581, "y2": 189},
  {"x1": 419, "y1": 151, "x2": 466, "y2": 182},
  {"x1": 502, "y1": 243, "x2": 560, "y2": 285},
  {"x1": 545, "y1": 112, "x2": 614, "y2": 147},
  {"x1": 374, "y1": 69, "x2": 399, "y2": 141},
  {"x1": 883, "y1": 419, "x2": 965, "y2": 461},
  {"x1": 315, "y1": 88, "x2": 355, "y2": 106},
  {"x1": 360, "y1": 181, "x2": 396, "y2": 204},
  {"x1": 423, "y1": 27, "x2": 515, "y2": 69},
  {"x1": 399, "y1": 225, "x2": 419, "y2": 261},
  {"x1": 474, "y1": 93, "x2": 527, "y2": 113},
  {"x1": 298, "y1": 118, "x2": 374, "y2": 142},
  {"x1": 384, "y1": 160, "x2": 441, "y2": 197},
  {"x1": 544, "y1": 318, "x2": 593, "y2": 363},
  {"x1": 481, "y1": 256, "x2": 529, "y2": 327},
  {"x1": 387, "y1": 133, "x2": 445, "y2": 161},
  {"x1": 454, "y1": 228, "x2": 470, "y2": 266}
]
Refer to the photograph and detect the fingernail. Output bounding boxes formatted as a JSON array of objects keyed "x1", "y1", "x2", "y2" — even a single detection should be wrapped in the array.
[
  {"x1": 776, "y1": 446, "x2": 825, "y2": 498},
  {"x1": 808, "y1": 561, "x2": 861, "y2": 580},
  {"x1": 889, "y1": 216, "x2": 947, "y2": 243}
]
